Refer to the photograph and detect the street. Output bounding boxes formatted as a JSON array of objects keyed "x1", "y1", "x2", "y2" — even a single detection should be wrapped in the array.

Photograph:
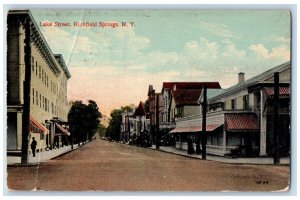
[{"x1": 7, "y1": 139, "x2": 290, "y2": 192}]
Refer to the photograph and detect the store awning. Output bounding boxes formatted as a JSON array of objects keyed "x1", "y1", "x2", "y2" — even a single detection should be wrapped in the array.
[
  {"x1": 55, "y1": 123, "x2": 71, "y2": 136},
  {"x1": 30, "y1": 115, "x2": 49, "y2": 134},
  {"x1": 225, "y1": 113, "x2": 259, "y2": 132},
  {"x1": 264, "y1": 87, "x2": 290, "y2": 98},
  {"x1": 170, "y1": 124, "x2": 222, "y2": 134}
]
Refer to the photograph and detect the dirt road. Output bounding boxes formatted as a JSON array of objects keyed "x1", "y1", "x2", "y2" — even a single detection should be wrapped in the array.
[{"x1": 7, "y1": 139, "x2": 290, "y2": 192}]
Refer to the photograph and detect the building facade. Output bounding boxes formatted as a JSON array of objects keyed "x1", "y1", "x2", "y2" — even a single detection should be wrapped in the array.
[
  {"x1": 171, "y1": 62, "x2": 290, "y2": 157},
  {"x1": 7, "y1": 10, "x2": 71, "y2": 155}
]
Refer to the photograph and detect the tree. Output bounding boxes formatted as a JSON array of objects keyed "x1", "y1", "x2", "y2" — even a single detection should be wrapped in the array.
[
  {"x1": 106, "y1": 105, "x2": 134, "y2": 141},
  {"x1": 68, "y1": 100, "x2": 102, "y2": 145},
  {"x1": 98, "y1": 123, "x2": 107, "y2": 138}
]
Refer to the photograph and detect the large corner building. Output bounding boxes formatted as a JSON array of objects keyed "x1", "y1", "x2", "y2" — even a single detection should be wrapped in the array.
[{"x1": 7, "y1": 10, "x2": 71, "y2": 155}]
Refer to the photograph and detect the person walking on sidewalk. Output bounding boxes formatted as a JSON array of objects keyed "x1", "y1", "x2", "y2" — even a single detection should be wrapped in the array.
[{"x1": 30, "y1": 137, "x2": 37, "y2": 157}]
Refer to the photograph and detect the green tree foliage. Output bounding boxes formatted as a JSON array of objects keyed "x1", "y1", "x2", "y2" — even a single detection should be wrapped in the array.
[
  {"x1": 68, "y1": 100, "x2": 102, "y2": 145},
  {"x1": 97, "y1": 123, "x2": 107, "y2": 138},
  {"x1": 106, "y1": 105, "x2": 134, "y2": 141}
]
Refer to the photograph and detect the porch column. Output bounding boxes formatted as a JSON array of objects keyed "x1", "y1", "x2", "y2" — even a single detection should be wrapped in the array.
[
  {"x1": 222, "y1": 124, "x2": 227, "y2": 154},
  {"x1": 259, "y1": 89, "x2": 267, "y2": 156}
]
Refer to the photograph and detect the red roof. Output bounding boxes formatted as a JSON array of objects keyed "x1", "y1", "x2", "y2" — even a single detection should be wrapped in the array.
[
  {"x1": 162, "y1": 82, "x2": 221, "y2": 92},
  {"x1": 225, "y1": 113, "x2": 259, "y2": 132},
  {"x1": 170, "y1": 124, "x2": 222, "y2": 133},
  {"x1": 172, "y1": 89, "x2": 202, "y2": 106},
  {"x1": 30, "y1": 115, "x2": 49, "y2": 134},
  {"x1": 264, "y1": 87, "x2": 290, "y2": 98}
]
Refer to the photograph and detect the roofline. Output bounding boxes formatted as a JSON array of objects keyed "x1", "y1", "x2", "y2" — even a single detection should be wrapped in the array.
[
  {"x1": 8, "y1": 10, "x2": 67, "y2": 78},
  {"x1": 54, "y1": 54, "x2": 71, "y2": 79},
  {"x1": 209, "y1": 61, "x2": 290, "y2": 101}
]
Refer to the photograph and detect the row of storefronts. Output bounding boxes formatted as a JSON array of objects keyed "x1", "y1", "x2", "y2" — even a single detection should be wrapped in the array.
[{"x1": 147, "y1": 62, "x2": 290, "y2": 157}]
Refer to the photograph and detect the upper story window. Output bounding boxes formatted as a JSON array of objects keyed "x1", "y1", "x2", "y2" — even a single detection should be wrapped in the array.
[
  {"x1": 31, "y1": 57, "x2": 34, "y2": 72},
  {"x1": 39, "y1": 65, "x2": 41, "y2": 79},
  {"x1": 36, "y1": 61, "x2": 38, "y2": 76},
  {"x1": 231, "y1": 99, "x2": 236, "y2": 110},
  {"x1": 32, "y1": 88, "x2": 35, "y2": 104},
  {"x1": 36, "y1": 91, "x2": 38, "y2": 105},
  {"x1": 42, "y1": 69, "x2": 44, "y2": 82}
]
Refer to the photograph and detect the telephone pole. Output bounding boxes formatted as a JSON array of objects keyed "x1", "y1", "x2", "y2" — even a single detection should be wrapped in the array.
[
  {"x1": 156, "y1": 94, "x2": 160, "y2": 149},
  {"x1": 273, "y1": 72, "x2": 280, "y2": 164},
  {"x1": 201, "y1": 86, "x2": 207, "y2": 160},
  {"x1": 21, "y1": 17, "x2": 31, "y2": 164}
]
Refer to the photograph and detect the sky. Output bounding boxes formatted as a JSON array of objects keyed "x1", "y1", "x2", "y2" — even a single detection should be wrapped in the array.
[{"x1": 30, "y1": 9, "x2": 291, "y2": 117}]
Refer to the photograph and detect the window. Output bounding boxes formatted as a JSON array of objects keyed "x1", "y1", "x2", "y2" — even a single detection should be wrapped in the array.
[
  {"x1": 40, "y1": 132, "x2": 44, "y2": 140},
  {"x1": 36, "y1": 61, "x2": 38, "y2": 76},
  {"x1": 32, "y1": 88, "x2": 34, "y2": 104},
  {"x1": 42, "y1": 69, "x2": 44, "y2": 82},
  {"x1": 31, "y1": 57, "x2": 34, "y2": 71},
  {"x1": 36, "y1": 91, "x2": 38, "y2": 105},
  {"x1": 40, "y1": 94, "x2": 41, "y2": 108},
  {"x1": 231, "y1": 99, "x2": 236, "y2": 110},
  {"x1": 47, "y1": 76, "x2": 49, "y2": 87},
  {"x1": 45, "y1": 98, "x2": 47, "y2": 111},
  {"x1": 51, "y1": 80, "x2": 52, "y2": 91},
  {"x1": 39, "y1": 65, "x2": 41, "y2": 79},
  {"x1": 42, "y1": 96, "x2": 45, "y2": 109},
  {"x1": 243, "y1": 95, "x2": 249, "y2": 109}
]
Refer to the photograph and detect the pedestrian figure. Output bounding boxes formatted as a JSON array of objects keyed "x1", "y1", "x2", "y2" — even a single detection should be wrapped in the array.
[
  {"x1": 30, "y1": 137, "x2": 37, "y2": 157},
  {"x1": 187, "y1": 137, "x2": 195, "y2": 155},
  {"x1": 195, "y1": 137, "x2": 202, "y2": 154}
]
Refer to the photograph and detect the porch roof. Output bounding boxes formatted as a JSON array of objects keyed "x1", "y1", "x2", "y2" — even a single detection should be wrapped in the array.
[
  {"x1": 264, "y1": 87, "x2": 290, "y2": 98},
  {"x1": 225, "y1": 113, "x2": 259, "y2": 132},
  {"x1": 170, "y1": 124, "x2": 223, "y2": 134}
]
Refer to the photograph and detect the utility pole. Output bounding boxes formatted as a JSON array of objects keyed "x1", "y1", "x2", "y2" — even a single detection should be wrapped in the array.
[
  {"x1": 156, "y1": 94, "x2": 160, "y2": 149},
  {"x1": 273, "y1": 72, "x2": 280, "y2": 164},
  {"x1": 201, "y1": 86, "x2": 207, "y2": 160},
  {"x1": 21, "y1": 17, "x2": 31, "y2": 164}
]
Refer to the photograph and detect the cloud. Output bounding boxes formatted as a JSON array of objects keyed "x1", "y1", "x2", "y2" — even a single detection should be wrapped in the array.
[
  {"x1": 249, "y1": 43, "x2": 290, "y2": 61},
  {"x1": 199, "y1": 21, "x2": 240, "y2": 39}
]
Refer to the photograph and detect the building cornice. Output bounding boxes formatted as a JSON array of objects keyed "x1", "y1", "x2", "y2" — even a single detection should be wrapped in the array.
[{"x1": 8, "y1": 10, "x2": 61, "y2": 77}]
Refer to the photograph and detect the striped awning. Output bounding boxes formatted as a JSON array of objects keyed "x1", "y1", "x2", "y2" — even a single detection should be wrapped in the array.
[
  {"x1": 264, "y1": 87, "x2": 290, "y2": 98},
  {"x1": 225, "y1": 113, "x2": 259, "y2": 132},
  {"x1": 30, "y1": 115, "x2": 49, "y2": 134},
  {"x1": 55, "y1": 123, "x2": 71, "y2": 136},
  {"x1": 170, "y1": 124, "x2": 222, "y2": 134}
]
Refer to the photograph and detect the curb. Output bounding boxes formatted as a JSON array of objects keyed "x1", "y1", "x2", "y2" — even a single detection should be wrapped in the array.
[
  {"x1": 7, "y1": 162, "x2": 39, "y2": 167},
  {"x1": 148, "y1": 147, "x2": 290, "y2": 166}
]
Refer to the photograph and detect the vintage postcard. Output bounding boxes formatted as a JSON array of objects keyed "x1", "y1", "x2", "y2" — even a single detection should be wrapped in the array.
[{"x1": 5, "y1": 8, "x2": 291, "y2": 192}]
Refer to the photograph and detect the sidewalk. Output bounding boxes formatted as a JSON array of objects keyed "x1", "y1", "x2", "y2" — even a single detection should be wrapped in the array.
[
  {"x1": 7, "y1": 144, "x2": 80, "y2": 166},
  {"x1": 149, "y1": 145, "x2": 290, "y2": 165}
]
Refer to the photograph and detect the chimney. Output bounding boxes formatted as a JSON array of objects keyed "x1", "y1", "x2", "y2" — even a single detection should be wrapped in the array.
[{"x1": 238, "y1": 72, "x2": 245, "y2": 84}]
